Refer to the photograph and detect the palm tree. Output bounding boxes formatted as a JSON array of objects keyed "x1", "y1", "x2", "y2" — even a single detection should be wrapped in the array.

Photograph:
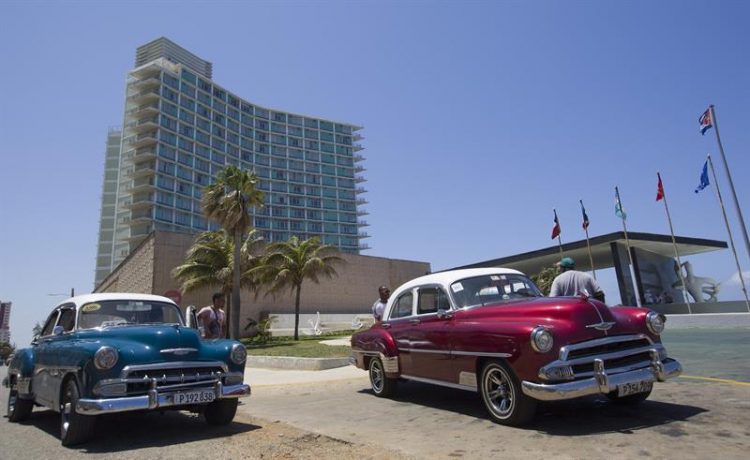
[
  {"x1": 260, "y1": 236, "x2": 344, "y2": 340},
  {"x1": 172, "y1": 230, "x2": 265, "y2": 337},
  {"x1": 202, "y1": 166, "x2": 264, "y2": 339}
]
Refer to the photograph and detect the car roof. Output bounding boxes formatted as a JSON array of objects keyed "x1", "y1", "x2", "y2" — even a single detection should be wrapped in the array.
[
  {"x1": 395, "y1": 267, "x2": 525, "y2": 293},
  {"x1": 55, "y1": 293, "x2": 178, "y2": 308}
]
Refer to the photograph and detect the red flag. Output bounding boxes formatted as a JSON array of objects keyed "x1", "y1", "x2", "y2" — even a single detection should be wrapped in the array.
[
  {"x1": 656, "y1": 173, "x2": 665, "y2": 201},
  {"x1": 551, "y1": 210, "x2": 561, "y2": 239}
]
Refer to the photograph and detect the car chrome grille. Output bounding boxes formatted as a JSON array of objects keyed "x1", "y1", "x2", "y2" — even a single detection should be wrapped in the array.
[
  {"x1": 540, "y1": 334, "x2": 663, "y2": 382},
  {"x1": 121, "y1": 362, "x2": 226, "y2": 395}
]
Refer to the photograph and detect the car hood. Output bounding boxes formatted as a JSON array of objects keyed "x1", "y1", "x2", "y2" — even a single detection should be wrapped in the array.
[{"x1": 76, "y1": 325, "x2": 203, "y2": 359}]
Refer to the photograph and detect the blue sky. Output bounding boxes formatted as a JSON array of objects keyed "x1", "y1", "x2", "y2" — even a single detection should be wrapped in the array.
[{"x1": 1, "y1": 1, "x2": 749, "y2": 346}]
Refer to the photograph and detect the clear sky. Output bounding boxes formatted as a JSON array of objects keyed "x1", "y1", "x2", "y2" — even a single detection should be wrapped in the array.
[{"x1": 1, "y1": 1, "x2": 749, "y2": 346}]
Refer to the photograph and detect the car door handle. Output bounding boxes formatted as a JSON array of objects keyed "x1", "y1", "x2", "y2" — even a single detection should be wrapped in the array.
[{"x1": 409, "y1": 319, "x2": 421, "y2": 325}]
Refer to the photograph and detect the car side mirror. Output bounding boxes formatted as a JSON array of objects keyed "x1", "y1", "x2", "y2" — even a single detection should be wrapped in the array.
[
  {"x1": 31, "y1": 336, "x2": 39, "y2": 346},
  {"x1": 52, "y1": 325, "x2": 64, "y2": 336},
  {"x1": 437, "y1": 309, "x2": 453, "y2": 320},
  {"x1": 185, "y1": 305, "x2": 198, "y2": 329}
]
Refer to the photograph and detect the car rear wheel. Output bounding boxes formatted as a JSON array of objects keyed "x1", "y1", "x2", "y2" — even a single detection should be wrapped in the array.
[
  {"x1": 607, "y1": 389, "x2": 652, "y2": 406},
  {"x1": 479, "y1": 360, "x2": 536, "y2": 426},
  {"x1": 204, "y1": 398, "x2": 238, "y2": 425},
  {"x1": 60, "y1": 378, "x2": 96, "y2": 446},
  {"x1": 369, "y1": 357, "x2": 397, "y2": 397},
  {"x1": 7, "y1": 378, "x2": 33, "y2": 422}
]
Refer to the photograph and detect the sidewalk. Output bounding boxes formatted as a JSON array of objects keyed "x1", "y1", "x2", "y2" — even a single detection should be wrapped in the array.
[{"x1": 245, "y1": 364, "x2": 367, "y2": 387}]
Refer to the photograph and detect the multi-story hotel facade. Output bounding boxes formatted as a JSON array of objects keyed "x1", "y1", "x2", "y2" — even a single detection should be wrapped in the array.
[{"x1": 95, "y1": 37, "x2": 368, "y2": 286}]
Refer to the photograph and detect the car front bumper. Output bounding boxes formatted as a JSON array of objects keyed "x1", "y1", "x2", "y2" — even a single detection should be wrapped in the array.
[
  {"x1": 521, "y1": 351, "x2": 682, "y2": 402},
  {"x1": 76, "y1": 381, "x2": 251, "y2": 415}
]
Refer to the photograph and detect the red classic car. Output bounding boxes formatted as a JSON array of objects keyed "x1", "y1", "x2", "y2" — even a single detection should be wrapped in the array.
[{"x1": 351, "y1": 268, "x2": 682, "y2": 426}]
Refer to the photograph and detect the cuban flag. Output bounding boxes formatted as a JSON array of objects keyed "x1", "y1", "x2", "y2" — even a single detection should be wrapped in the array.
[
  {"x1": 699, "y1": 108, "x2": 713, "y2": 135},
  {"x1": 615, "y1": 189, "x2": 627, "y2": 220},
  {"x1": 551, "y1": 210, "x2": 561, "y2": 239},
  {"x1": 656, "y1": 173, "x2": 665, "y2": 201},
  {"x1": 695, "y1": 160, "x2": 710, "y2": 193},
  {"x1": 580, "y1": 200, "x2": 590, "y2": 230}
]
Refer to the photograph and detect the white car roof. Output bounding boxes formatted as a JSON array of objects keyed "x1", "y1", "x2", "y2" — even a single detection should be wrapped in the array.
[
  {"x1": 57, "y1": 293, "x2": 178, "y2": 308},
  {"x1": 395, "y1": 267, "x2": 525, "y2": 293}
]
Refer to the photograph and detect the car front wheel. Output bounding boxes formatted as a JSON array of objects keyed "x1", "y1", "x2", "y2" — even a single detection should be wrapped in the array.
[
  {"x1": 479, "y1": 360, "x2": 536, "y2": 426},
  {"x1": 60, "y1": 378, "x2": 96, "y2": 446},
  {"x1": 7, "y1": 378, "x2": 33, "y2": 422},
  {"x1": 204, "y1": 398, "x2": 238, "y2": 425},
  {"x1": 369, "y1": 357, "x2": 397, "y2": 397}
]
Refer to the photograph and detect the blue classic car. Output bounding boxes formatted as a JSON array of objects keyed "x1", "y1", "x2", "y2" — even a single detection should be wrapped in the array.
[{"x1": 4, "y1": 293, "x2": 251, "y2": 446}]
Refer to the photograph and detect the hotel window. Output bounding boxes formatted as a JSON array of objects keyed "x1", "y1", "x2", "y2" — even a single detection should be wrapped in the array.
[
  {"x1": 179, "y1": 96, "x2": 195, "y2": 112},
  {"x1": 255, "y1": 107, "x2": 269, "y2": 119},
  {"x1": 227, "y1": 132, "x2": 240, "y2": 146},
  {"x1": 196, "y1": 103, "x2": 210, "y2": 119},
  {"x1": 255, "y1": 154, "x2": 270, "y2": 166},
  {"x1": 304, "y1": 129, "x2": 318, "y2": 139},
  {"x1": 307, "y1": 187, "x2": 320, "y2": 196},
  {"x1": 241, "y1": 150, "x2": 252, "y2": 163},
  {"x1": 213, "y1": 99, "x2": 226, "y2": 114},
  {"x1": 179, "y1": 109, "x2": 194, "y2": 124},
  {"x1": 320, "y1": 131, "x2": 334, "y2": 142},
  {"x1": 161, "y1": 86, "x2": 178, "y2": 103},
  {"x1": 181, "y1": 69, "x2": 197, "y2": 84},
  {"x1": 158, "y1": 160, "x2": 175, "y2": 176},
  {"x1": 255, "y1": 131, "x2": 268, "y2": 142},
  {"x1": 228, "y1": 95, "x2": 239, "y2": 108},
  {"x1": 179, "y1": 124, "x2": 194, "y2": 138},
  {"x1": 227, "y1": 144, "x2": 239, "y2": 157},
  {"x1": 176, "y1": 196, "x2": 192, "y2": 211},
  {"x1": 157, "y1": 175, "x2": 174, "y2": 190},
  {"x1": 212, "y1": 87, "x2": 226, "y2": 101},
  {"x1": 162, "y1": 102, "x2": 178, "y2": 117},
  {"x1": 213, "y1": 113, "x2": 226, "y2": 126},
  {"x1": 162, "y1": 73, "x2": 179, "y2": 89},
  {"x1": 255, "y1": 120, "x2": 269, "y2": 131},
  {"x1": 212, "y1": 138, "x2": 226, "y2": 153},
  {"x1": 156, "y1": 191, "x2": 173, "y2": 205},
  {"x1": 271, "y1": 157, "x2": 287, "y2": 168},
  {"x1": 159, "y1": 131, "x2": 177, "y2": 146},
  {"x1": 158, "y1": 144, "x2": 176, "y2": 160},
  {"x1": 155, "y1": 206, "x2": 173, "y2": 222},
  {"x1": 304, "y1": 118, "x2": 318, "y2": 128},
  {"x1": 319, "y1": 121, "x2": 333, "y2": 131},
  {"x1": 196, "y1": 158, "x2": 209, "y2": 172},
  {"x1": 178, "y1": 137, "x2": 193, "y2": 152},
  {"x1": 176, "y1": 181, "x2": 192, "y2": 196},
  {"x1": 195, "y1": 144, "x2": 211, "y2": 158},
  {"x1": 195, "y1": 172, "x2": 208, "y2": 186},
  {"x1": 271, "y1": 122, "x2": 286, "y2": 134},
  {"x1": 211, "y1": 150, "x2": 225, "y2": 164},
  {"x1": 160, "y1": 115, "x2": 177, "y2": 132},
  {"x1": 289, "y1": 148, "x2": 303, "y2": 160},
  {"x1": 227, "y1": 119, "x2": 239, "y2": 133},
  {"x1": 177, "y1": 152, "x2": 193, "y2": 167},
  {"x1": 322, "y1": 176, "x2": 336, "y2": 186},
  {"x1": 321, "y1": 142, "x2": 334, "y2": 153},
  {"x1": 196, "y1": 130, "x2": 210, "y2": 146},
  {"x1": 197, "y1": 91, "x2": 211, "y2": 106},
  {"x1": 176, "y1": 165, "x2": 192, "y2": 180},
  {"x1": 175, "y1": 211, "x2": 191, "y2": 226}
]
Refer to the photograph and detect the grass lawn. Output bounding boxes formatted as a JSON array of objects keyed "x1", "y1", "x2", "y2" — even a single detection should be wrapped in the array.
[{"x1": 243, "y1": 334, "x2": 352, "y2": 358}]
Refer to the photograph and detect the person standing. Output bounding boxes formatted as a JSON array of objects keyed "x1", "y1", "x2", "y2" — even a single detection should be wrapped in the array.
[
  {"x1": 198, "y1": 292, "x2": 226, "y2": 339},
  {"x1": 549, "y1": 257, "x2": 605, "y2": 302},
  {"x1": 372, "y1": 285, "x2": 390, "y2": 322}
]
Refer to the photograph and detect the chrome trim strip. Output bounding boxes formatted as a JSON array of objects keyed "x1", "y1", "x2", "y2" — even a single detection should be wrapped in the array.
[
  {"x1": 160, "y1": 348, "x2": 198, "y2": 355},
  {"x1": 401, "y1": 374, "x2": 477, "y2": 392},
  {"x1": 522, "y1": 356, "x2": 681, "y2": 401},
  {"x1": 451, "y1": 350, "x2": 513, "y2": 358},
  {"x1": 120, "y1": 361, "x2": 228, "y2": 378},
  {"x1": 548, "y1": 343, "x2": 665, "y2": 369},
  {"x1": 351, "y1": 348, "x2": 379, "y2": 356},
  {"x1": 398, "y1": 348, "x2": 449, "y2": 355},
  {"x1": 559, "y1": 334, "x2": 653, "y2": 361},
  {"x1": 76, "y1": 381, "x2": 251, "y2": 415}
]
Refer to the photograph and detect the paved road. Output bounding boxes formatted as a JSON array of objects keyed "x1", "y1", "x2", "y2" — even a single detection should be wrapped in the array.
[{"x1": 1, "y1": 327, "x2": 747, "y2": 459}]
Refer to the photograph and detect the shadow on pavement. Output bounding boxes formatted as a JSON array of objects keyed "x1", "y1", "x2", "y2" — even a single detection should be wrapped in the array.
[
  {"x1": 360, "y1": 381, "x2": 707, "y2": 436},
  {"x1": 17, "y1": 406, "x2": 260, "y2": 452}
]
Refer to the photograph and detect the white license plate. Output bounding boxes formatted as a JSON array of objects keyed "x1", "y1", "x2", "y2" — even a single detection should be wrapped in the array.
[
  {"x1": 617, "y1": 380, "x2": 653, "y2": 397},
  {"x1": 174, "y1": 389, "x2": 215, "y2": 405}
]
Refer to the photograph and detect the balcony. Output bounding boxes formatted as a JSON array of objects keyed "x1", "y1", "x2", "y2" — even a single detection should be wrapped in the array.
[
  {"x1": 358, "y1": 232, "x2": 371, "y2": 239},
  {"x1": 352, "y1": 143, "x2": 363, "y2": 152},
  {"x1": 352, "y1": 133, "x2": 363, "y2": 142},
  {"x1": 359, "y1": 243, "x2": 371, "y2": 251},
  {"x1": 354, "y1": 165, "x2": 366, "y2": 173},
  {"x1": 127, "y1": 194, "x2": 154, "y2": 210},
  {"x1": 128, "y1": 88, "x2": 160, "y2": 105},
  {"x1": 128, "y1": 161, "x2": 155, "y2": 179},
  {"x1": 130, "y1": 177, "x2": 156, "y2": 194},
  {"x1": 130, "y1": 63, "x2": 161, "y2": 79},
  {"x1": 354, "y1": 175, "x2": 366, "y2": 183},
  {"x1": 127, "y1": 131, "x2": 158, "y2": 149},
  {"x1": 126, "y1": 116, "x2": 159, "y2": 133},
  {"x1": 130, "y1": 76, "x2": 161, "y2": 90},
  {"x1": 356, "y1": 209, "x2": 369, "y2": 216},
  {"x1": 126, "y1": 102, "x2": 160, "y2": 118},
  {"x1": 129, "y1": 208, "x2": 153, "y2": 224},
  {"x1": 357, "y1": 220, "x2": 369, "y2": 227},
  {"x1": 132, "y1": 147, "x2": 157, "y2": 163},
  {"x1": 355, "y1": 187, "x2": 367, "y2": 195},
  {"x1": 355, "y1": 198, "x2": 368, "y2": 206},
  {"x1": 353, "y1": 154, "x2": 365, "y2": 163}
]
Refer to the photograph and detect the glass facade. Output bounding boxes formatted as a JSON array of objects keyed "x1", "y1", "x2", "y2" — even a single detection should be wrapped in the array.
[{"x1": 99, "y1": 39, "x2": 369, "y2": 284}]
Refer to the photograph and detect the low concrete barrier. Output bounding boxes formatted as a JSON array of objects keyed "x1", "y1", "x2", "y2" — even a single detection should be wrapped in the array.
[{"x1": 247, "y1": 355, "x2": 351, "y2": 371}]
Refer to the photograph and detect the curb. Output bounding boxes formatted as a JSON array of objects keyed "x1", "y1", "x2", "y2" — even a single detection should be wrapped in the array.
[{"x1": 247, "y1": 355, "x2": 351, "y2": 371}]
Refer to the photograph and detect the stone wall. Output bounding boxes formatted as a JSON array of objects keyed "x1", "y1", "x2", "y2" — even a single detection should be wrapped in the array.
[{"x1": 96, "y1": 231, "x2": 431, "y2": 337}]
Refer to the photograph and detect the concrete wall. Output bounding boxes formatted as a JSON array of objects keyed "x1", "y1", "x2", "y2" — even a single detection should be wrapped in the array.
[
  {"x1": 96, "y1": 231, "x2": 431, "y2": 336},
  {"x1": 96, "y1": 234, "x2": 155, "y2": 294}
]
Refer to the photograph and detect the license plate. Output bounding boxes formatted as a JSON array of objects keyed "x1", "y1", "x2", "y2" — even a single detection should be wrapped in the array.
[
  {"x1": 617, "y1": 380, "x2": 653, "y2": 397},
  {"x1": 173, "y1": 389, "x2": 215, "y2": 405}
]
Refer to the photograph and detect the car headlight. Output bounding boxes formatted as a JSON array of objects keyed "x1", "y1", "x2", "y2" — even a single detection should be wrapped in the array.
[
  {"x1": 530, "y1": 326, "x2": 554, "y2": 353},
  {"x1": 230, "y1": 343, "x2": 247, "y2": 365},
  {"x1": 93, "y1": 346, "x2": 119, "y2": 370},
  {"x1": 646, "y1": 311, "x2": 666, "y2": 335}
]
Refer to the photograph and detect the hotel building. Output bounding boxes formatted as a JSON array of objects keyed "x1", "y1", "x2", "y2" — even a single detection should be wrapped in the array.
[{"x1": 95, "y1": 38, "x2": 368, "y2": 286}]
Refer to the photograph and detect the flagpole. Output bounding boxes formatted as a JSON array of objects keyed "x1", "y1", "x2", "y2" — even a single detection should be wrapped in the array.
[
  {"x1": 554, "y1": 209, "x2": 563, "y2": 258},
  {"x1": 707, "y1": 155, "x2": 750, "y2": 312},
  {"x1": 710, "y1": 105, "x2": 750, "y2": 261},
  {"x1": 581, "y1": 200, "x2": 596, "y2": 279},
  {"x1": 616, "y1": 186, "x2": 642, "y2": 307},
  {"x1": 657, "y1": 173, "x2": 692, "y2": 314}
]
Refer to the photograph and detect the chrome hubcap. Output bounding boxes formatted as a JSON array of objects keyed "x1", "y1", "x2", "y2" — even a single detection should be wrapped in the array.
[
  {"x1": 484, "y1": 367, "x2": 514, "y2": 417},
  {"x1": 370, "y1": 360, "x2": 384, "y2": 392}
]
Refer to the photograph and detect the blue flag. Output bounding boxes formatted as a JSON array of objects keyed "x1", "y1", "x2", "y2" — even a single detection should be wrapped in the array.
[{"x1": 695, "y1": 161, "x2": 710, "y2": 193}]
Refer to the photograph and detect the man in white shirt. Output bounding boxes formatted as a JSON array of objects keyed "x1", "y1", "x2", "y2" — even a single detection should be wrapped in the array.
[
  {"x1": 198, "y1": 293, "x2": 226, "y2": 339},
  {"x1": 372, "y1": 286, "x2": 390, "y2": 322},
  {"x1": 549, "y1": 257, "x2": 605, "y2": 303}
]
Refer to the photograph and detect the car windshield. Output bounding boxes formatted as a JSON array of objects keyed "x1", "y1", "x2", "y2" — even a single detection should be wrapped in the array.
[
  {"x1": 450, "y1": 274, "x2": 543, "y2": 308},
  {"x1": 77, "y1": 300, "x2": 184, "y2": 329}
]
